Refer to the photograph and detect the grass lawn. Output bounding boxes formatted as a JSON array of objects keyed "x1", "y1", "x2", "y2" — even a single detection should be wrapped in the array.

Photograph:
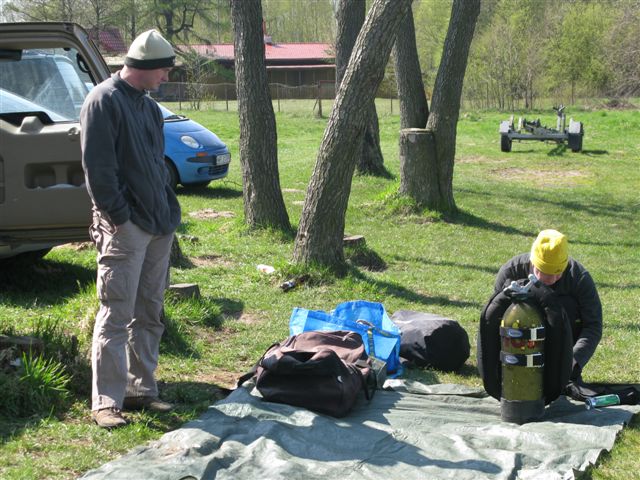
[{"x1": 0, "y1": 100, "x2": 638, "y2": 479}]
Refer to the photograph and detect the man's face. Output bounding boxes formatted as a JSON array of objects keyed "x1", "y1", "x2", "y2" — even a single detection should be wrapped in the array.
[
  {"x1": 533, "y1": 266, "x2": 563, "y2": 286},
  {"x1": 140, "y1": 67, "x2": 172, "y2": 91}
]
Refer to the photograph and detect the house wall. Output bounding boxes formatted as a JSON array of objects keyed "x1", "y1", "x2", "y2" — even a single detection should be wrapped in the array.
[{"x1": 267, "y1": 67, "x2": 335, "y2": 87}]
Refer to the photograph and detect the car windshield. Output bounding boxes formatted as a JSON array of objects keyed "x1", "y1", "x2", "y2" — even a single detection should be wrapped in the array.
[{"x1": 0, "y1": 47, "x2": 93, "y2": 122}]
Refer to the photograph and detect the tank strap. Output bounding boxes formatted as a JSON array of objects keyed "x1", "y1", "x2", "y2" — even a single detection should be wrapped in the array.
[
  {"x1": 501, "y1": 351, "x2": 544, "y2": 367},
  {"x1": 499, "y1": 326, "x2": 545, "y2": 341}
]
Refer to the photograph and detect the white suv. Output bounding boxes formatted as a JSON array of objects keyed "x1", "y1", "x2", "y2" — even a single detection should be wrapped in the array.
[{"x1": 0, "y1": 22, "x2": 110, "y2": 259}]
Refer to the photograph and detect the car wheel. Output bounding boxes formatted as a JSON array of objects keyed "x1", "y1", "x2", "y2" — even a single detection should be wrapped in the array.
[
  {"x1": 164, "y1": 158, "x2": 179, "y2": 190},
  {"x1": 500, "y1": 135, "x2": 512, "y2": 152},
  {"x1": 184, "y1": 181, "x2": 211, "y2": 190}
]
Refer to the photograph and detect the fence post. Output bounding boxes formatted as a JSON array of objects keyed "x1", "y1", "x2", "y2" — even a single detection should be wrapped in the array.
[
  {"x1": 316, "y1": 82, "x2": 323, "y2": 118},
  {"x1": 225, "y1": 84, "x2": 228, "y2": 111},
  {"x1": 277, "y1": 84, "x2": 281, "y2": 113}
]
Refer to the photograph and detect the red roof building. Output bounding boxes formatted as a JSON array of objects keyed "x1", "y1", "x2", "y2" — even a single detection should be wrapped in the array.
[
  {"x1": 181, "y1": 41, "x2": 335, "y2": 87},
  {"x1": 87, "y1": 27, "x2": 127, "y2": 55}
]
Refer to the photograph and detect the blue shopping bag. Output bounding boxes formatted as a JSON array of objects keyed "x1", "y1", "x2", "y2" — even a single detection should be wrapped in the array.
[{"x1": 289, "y1": 300, "x2": 403, "y2": 376}]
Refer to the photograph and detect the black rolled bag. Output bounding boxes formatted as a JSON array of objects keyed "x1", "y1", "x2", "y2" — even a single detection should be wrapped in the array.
[
  {"x1": 477, "y1": 281, "x2": 573, "y2": 405},
  {"x1": 391, "y1": 310, "x2": 470, "y2": 372}
]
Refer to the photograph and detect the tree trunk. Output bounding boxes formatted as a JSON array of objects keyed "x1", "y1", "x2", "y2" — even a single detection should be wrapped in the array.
[
  {"x1": 393, "y1": 5, "x2": 429, "y2": 130},
  {"x1": 333, "y1": 0, "x2": 386, "y2": 177},
  {"x1": 357, "y1": 103, "x2": 386, "y2": 175},
  {"x1": 293, "y1": 0, "x2": 412, "y2": 268},
  {"x1": 394, "y1": 5, "x2": 430, "y2": 198},
  {"x1": 406, "y1": 0, "x2": 480, "y2": 213},
  {"x1": 333, "y1": 0, "x2": 364, "y2": 88},
  {"x1": 231, "y1": 0, "x2": 291, "y2": 231}
]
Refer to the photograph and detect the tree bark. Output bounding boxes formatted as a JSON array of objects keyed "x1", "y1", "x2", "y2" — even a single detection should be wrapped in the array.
[
  {"x1": 333, "y1": 0, "x2": 386, "y2": 177},
  {"x1": 394, "y1": 5, "x2": 430, "y2": 199},
  {"x1": 399, "y1": 128, "x2": 437, "y2": 205},
  {"x1": 393, "y1": 5, "x2": 429, "y2": 130},
  {"x1": 231, "y1": 0, "x2": 291, "y2": 231},
  {"x1": 293, "y1": 0, "x2": 412, "y2": 268},
  {"x1": 402, "y1": 0, "x2": 480, "y2": 213}
]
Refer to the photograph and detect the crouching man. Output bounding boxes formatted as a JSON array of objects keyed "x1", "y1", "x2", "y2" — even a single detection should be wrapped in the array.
[{"x1": 494, "y1": 229, "x2": 603, "y2": 385}]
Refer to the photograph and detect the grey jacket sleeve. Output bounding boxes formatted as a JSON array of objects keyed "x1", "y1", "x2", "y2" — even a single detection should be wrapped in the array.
[
  {"x1": 572, "y1": 270, "x2": 603, "y2": 368},
  {"x1": 80, "y1": 91, "x2": 130, "y2": 225}
]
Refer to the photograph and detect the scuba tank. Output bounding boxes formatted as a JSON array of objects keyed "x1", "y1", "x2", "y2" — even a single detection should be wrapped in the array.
[{"x1": 500, "y1": 274, "x2": 545, "y2": 424}]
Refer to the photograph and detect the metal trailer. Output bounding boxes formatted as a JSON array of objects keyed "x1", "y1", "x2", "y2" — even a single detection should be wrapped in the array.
[{"x1": 499, "y1": 105, "x2": 584, "y2": 152}]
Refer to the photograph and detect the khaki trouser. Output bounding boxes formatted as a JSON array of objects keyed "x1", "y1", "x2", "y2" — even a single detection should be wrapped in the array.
[{"x1": 90, "y1": 214, "x2": 173, "y2": 411}]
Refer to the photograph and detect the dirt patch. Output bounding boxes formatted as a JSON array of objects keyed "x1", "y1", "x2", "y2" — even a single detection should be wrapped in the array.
[
  {"x1": 191, "y1": 254, "x2": 234, "y2": 268},
  {"x1": 236, "y1": 313, "x2": 264, "y2": 325},
  {"x1": 457, "y1": 155, "x2": 499, "y2": 164},
  {"x1": 490, "y1": 167, "x2": 587, "y2": 187},
  {"x1": 189, "y1": 209, "x2": 235, "y2": 220},
  {"x1": 191, "y1": 370, "x2": 239, "y2": 389},
  {"x1": 52, "y1": 242, "x2": 94, "y2": 251}
]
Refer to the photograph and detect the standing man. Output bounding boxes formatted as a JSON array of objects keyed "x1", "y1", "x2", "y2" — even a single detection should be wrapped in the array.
[
  {"x1": 81, "y1": 29, "x2": 181, "y2": 428},
  {"x1": 494, "y1": 229, "x2": 602, "y2": 384}
]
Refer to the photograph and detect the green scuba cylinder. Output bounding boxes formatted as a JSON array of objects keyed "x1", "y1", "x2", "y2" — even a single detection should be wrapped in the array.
[{"x1": 500, "y1": 275, "x2": 545, "y2": 424}]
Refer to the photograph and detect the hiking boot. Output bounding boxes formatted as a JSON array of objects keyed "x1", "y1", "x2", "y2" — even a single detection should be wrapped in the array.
[
  {"x1": 122, "y1": 396, "x2": 174, "y2": 412},
  {"x1": 92, "y1": 407, "x2": 127, "y2": 429}
]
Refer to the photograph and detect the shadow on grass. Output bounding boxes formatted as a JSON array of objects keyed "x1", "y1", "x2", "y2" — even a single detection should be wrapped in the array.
[
  {"x1": 0, "y1": 378, "x2": 232, "y2": 445},
  {"x1": 0, "y1": 258, "x2": 95, "y2": 307},
  {"x1": 388, "y1": 256, "x2": 498, "y2": 276},
  {"x1": 348, "y1": 268, "x2": 482, "y2": 310},
  {"x1": 161, "y1": 379, "x2": 232, "y2": 409},
  {"x1": 161, "y1": 296, "x2": 244, "y2": 357},
  {"x1": 177, "y1": 185, "x2": 242, "y2": 199},
  {"x1": 444, "y1": 209, "x2": 535, "y2": 237},
  {"x1": 355, "y1": 165, "x2": 395, "y2": 180},
  {"x1": 213, "y1": 297, "x2": 244, "y2": 319},
  {"x1": 458, "y1": 186, "x2": 638, "y2": 229},
  {"x1": 547, "y1": 143, "x2": 568, "y2": 156},
  {"x1": 402, "y1": 363, "x2": 479, "y2": 382},
  {"x1": 581, "y1": 149, "x2": 608, "y2": 155}
]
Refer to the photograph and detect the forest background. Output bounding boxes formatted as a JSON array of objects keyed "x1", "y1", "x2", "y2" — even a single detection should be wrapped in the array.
[{"x1": 1, "y1": 0, "x2": 639, "y2": 109}]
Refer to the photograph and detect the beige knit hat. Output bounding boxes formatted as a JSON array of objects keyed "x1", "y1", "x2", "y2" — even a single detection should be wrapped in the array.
[{"x1": 124, "y1": 29, "x2": 175, "y2": 70}]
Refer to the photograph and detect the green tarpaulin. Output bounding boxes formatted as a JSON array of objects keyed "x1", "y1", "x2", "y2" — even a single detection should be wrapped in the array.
[{"x1": 82, "y1": 380, "x2": 639, "y2": 480}]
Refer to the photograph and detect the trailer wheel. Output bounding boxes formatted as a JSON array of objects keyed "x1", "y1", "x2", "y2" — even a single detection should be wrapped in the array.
[
  {"x1": 568, "y1": 133, "x2": 583, "y2": 152},
  {"x1": 501, "y1": 135, "x2": 512, "y2": 152}
]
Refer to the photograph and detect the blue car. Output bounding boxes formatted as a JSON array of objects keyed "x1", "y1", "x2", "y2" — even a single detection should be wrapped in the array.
[{"x1": 158, "y1": 103, "x2": 231, "y2": 190}]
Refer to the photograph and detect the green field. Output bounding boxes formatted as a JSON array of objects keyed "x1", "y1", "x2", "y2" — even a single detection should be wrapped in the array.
[{"x1": 1, "y1": 101, "x2": 638, "y2": 479}]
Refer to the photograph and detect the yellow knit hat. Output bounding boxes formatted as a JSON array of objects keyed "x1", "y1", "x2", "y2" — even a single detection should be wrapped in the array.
[{"x1": 530, "y1": 229, "x2": 568, "y2": 275}]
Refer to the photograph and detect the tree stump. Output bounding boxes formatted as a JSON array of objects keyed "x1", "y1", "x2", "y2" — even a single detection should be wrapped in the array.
[
  {"x1": 399, "y1": 128, "x2": 438, "y2": 206},
  {"x1": 343, "y1": 234, "x2": 366, "y2": 248},
  {"x1": 167, "y1": 283, "x2": 201, "y2": 300}
]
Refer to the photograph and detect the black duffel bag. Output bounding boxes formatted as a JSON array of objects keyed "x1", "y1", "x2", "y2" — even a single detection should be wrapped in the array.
[
  {"x1": 240, "y1": 330, "x2": 374, "y2": 418},
  {"x1": 391, "y1": 310, "x2": 470, "y2": 372}
]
